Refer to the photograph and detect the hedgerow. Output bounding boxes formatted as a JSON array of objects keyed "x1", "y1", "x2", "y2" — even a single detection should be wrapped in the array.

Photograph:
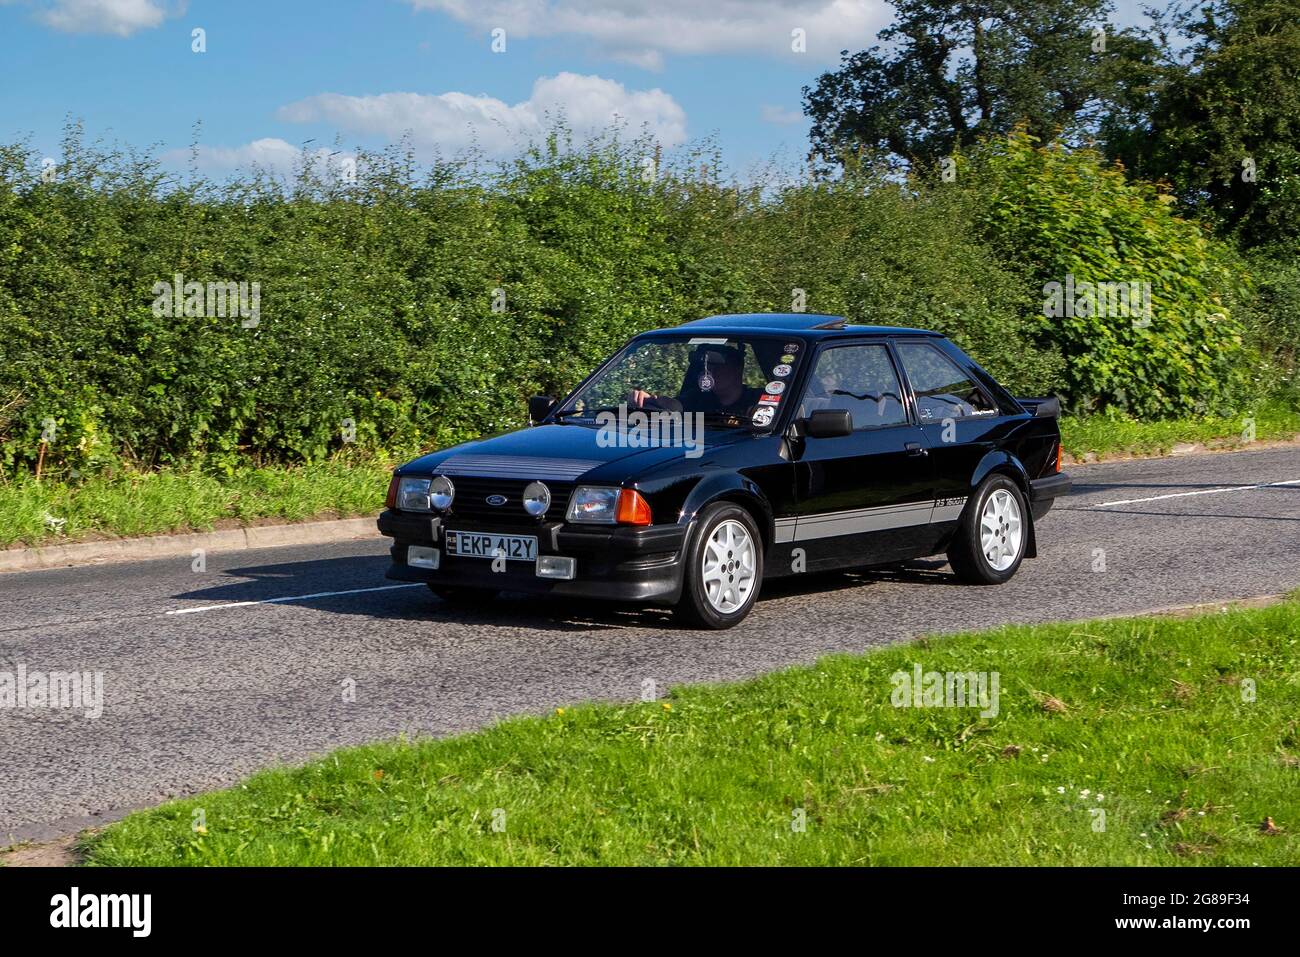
[
  {"x1": 965, "y1": 129, "x2": 1251, "y2": 418},
  {"x1": 0, "y1": 125, "x2": 1266, "y2": 478}
]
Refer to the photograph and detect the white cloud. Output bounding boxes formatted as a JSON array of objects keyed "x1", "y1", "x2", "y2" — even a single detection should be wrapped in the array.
[
  {"x1": 276, "y1": 73, "x2": 688, "y2": 156},
  {"x1": 407, "y1": 0, "x2": 887, "y2": 66},
  {"x1": 760, "y1": 104, "x2": 805, "y2": 126},
  {"x1": 163, "y1": 138, "x2": 355, "y2": 177},
  {"x1": 32, "y1": 0, "x2": 175, "y2": 36}
]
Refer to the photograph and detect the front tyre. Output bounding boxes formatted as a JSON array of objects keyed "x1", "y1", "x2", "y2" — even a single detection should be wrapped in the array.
[
  {"x1": 947, "y1": 474, "x2": 1027, "y2": 585},
  {"x1": 674, "y1": 503, "x2": 763, "y2": 629}
]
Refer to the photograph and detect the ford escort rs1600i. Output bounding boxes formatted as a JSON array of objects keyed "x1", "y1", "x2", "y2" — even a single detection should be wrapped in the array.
[{"x1": 378, "y1": 313, "x2": 1071, "y2": 628}]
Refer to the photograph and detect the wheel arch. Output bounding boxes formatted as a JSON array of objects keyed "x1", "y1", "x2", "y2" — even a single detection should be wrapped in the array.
[
  {"x1": 968, "y1": 451, "x2": 1038, "y2": 559},
  {"x1": 679, "y1": 474, "x2": 775, "y2": 553}
]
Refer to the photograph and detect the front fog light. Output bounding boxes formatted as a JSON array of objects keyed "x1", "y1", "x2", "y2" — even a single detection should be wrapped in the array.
[
  {"x1": 407, "y1": 545, "x2": 440, "y2": 569},
  {"x1": 523, "y1": 480, "x2": 551, "y2": 517},
  {"x1": 536, "y1": 555, "x2": 576, "y2": 580},
  {"x1": 429, "y1": 475, "x2": 455, "y2": 510}
]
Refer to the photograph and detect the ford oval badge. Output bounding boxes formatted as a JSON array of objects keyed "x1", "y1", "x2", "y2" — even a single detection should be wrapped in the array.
[{"x1": 486, "y1": 494, "x2": 508, "y2": 506}]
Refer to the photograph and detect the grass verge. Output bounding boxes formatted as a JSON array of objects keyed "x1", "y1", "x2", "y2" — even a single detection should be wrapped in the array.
[
  {"x1": 83, "y1": 599, "x2": 1300, "y2": 866},
  {"x1": 1061, "y1": 399, "x2": 1300, "y2": 460},
  {"x1": 0, "y1": 462, "x2": 390, "y2": 549}
]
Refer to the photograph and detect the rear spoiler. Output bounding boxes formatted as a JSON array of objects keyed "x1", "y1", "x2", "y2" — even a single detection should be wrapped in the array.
[{"x1": 1017, "y1": 396, "x2": 1061, "y2": 418}]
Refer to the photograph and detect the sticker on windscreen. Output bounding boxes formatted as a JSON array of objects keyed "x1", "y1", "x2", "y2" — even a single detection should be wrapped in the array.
[
  {"x1": 751, "y1": 406, "x2": 775, "y2": 427},
  {"x1": 773, "y1": 364, "x2": 792, "y2": 377},
  {"x1": 765, "y1": 381, "x2": 785, "y2": 395}
]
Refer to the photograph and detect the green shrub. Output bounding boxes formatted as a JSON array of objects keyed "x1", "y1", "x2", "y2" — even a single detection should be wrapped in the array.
[
  {"x1": 1234, "y1": 244, "x2": 1300, "y2": 404},
  {"x1": 966, "y1": 129, "x2": 1249, "y2": 417}
]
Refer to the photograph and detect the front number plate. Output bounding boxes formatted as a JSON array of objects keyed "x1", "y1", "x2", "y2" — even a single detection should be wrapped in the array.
[{"x1": 445, "y1": 531, "x2": 538, "y2": 561}]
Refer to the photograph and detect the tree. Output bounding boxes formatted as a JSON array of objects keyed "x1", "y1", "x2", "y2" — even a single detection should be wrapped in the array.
[
  {"x1": 803, "y1": 0, "x2": 1159, "y2": 172},
  {"x1": 1120, "y1": 0, "x2": 1300, "y2": 249}
]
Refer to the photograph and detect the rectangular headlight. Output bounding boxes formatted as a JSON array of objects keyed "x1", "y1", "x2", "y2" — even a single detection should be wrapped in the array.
[
  {"x1": 566, "y1": 486, "x2": 620, "y2": 523},
  {"x1": 398, "y1": 477, "x2": 433, "y2": 512}
]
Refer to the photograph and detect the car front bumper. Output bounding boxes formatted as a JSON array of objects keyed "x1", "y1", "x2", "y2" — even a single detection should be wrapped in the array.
[{"x1": 376, "y1": 509, "x2": 688, "y2": 603}]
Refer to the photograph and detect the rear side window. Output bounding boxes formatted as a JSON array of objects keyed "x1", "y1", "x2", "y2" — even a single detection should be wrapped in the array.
[
  {"x1": 801, "y1": 344, "x2": 908, "y2": 429},
  {"x1": 896, "y1": 342, "x2": 997, "y2": 421}
]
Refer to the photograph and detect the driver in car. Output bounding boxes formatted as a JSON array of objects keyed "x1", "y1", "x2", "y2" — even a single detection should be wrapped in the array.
[{"x1": 627, "y1": 345, "x2": 763, "y2": 418}]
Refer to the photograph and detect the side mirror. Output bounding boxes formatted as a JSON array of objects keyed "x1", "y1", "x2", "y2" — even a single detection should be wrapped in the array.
[
  {"x1": 528, "y1": 395, "x2": 556, "y2": 424},
  {"x1": 805, "y1": 408, "x2": 853, "y2": 438}
]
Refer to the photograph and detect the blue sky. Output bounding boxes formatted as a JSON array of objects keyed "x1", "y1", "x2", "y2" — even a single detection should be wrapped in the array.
[{"x1": 0, "y1": 0, "x2": 1159, "y2": 179}]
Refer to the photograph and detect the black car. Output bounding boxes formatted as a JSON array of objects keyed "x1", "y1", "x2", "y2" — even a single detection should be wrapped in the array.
[{"x1": 378, "y1": 313, "x2": 1072, "y2": 628}]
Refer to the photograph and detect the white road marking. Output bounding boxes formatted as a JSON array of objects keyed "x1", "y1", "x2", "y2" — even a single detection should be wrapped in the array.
[
  {"x1": 1093, "y1": 478, "x2": 1300, "y2": 508},
  {"x1": 166, "y1": 583, "x2": 423, "y2": 615}
]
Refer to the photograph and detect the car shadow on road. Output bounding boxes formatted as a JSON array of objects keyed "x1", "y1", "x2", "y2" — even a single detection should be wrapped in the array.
[
  {"x1": 175, "y1": 553, "x2": 395, "y2": 603},
  {"x1": 170, "y1": 554, "x2": 962, "y2": 633},
  {"x1": 1069, "y1": 480, "x2": 1294, "y2": 494},
  {"x1": 172, "y1": 553, "x2": 675, "y2": 632},
  {"x1": 760, "y1": 559, "x2": 959, "y2": 599}
]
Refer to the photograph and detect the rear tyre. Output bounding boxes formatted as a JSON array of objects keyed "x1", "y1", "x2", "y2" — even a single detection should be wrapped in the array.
[
  {"x1": 427, "y1": 585, "x2": 498, "y2": 604},
  {"x1": 674, "y1": 503, "x2": 763, "y2": 629},
  {"x1": 947, "y1": 474, "x2": 1027, "y2": 585}
]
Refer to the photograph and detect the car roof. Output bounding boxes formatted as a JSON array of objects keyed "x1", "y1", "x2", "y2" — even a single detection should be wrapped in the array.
[{"x1": 641, "y1": 313, "x2": 943, "y2": 339}]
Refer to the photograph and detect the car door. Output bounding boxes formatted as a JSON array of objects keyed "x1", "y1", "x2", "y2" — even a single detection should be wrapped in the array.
[
  {"x1": 892, "y1": 337, "x2": 1004, "y2": 530},
  {"x1": 787, "y1": 340, "x2": 936, "y2": 570}
]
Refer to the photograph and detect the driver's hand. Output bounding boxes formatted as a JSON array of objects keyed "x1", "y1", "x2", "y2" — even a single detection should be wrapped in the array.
[{"x1": 627, "y1": 389, "x2": 653, "y2": 409}]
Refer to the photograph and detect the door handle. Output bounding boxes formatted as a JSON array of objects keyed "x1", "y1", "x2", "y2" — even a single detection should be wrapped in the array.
[{"x1": 905, "y1": 442, "x2": 928, "y2": 457}]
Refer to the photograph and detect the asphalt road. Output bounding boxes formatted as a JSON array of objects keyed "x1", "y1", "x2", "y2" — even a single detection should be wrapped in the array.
[{"x1": 2, "y1": 446, "x2": 1297, "y2": 842}]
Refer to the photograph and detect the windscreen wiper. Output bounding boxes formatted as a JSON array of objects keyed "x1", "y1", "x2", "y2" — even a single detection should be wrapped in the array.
[
  {"x1": 553, "y1": 406, "x2": 619, "y2": 420},
  {"x1": 698, "y1": 411, "x2": 749, "y2": 428}
]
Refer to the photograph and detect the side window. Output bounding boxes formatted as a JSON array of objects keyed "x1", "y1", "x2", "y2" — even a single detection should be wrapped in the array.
[
  {"x1": 801, "y1": 344, "x2": 908, "y2": 430},
  {"x1": 896, "y1": 342, "x2": 997, "y2": 421}
]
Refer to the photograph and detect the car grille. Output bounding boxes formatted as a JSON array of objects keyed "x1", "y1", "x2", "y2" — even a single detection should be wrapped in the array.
[{"x1": 442, "y1": 476, "x2": 576, "y2": 527}]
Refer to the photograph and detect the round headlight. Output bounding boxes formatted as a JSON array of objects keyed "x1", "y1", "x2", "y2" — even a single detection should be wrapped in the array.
[
  {"x1": 429, "y1": 475, "x2": 455, "y2": 511},
  {"x1": 522, "y1": 481, "x2": 551, "y2": 517}
]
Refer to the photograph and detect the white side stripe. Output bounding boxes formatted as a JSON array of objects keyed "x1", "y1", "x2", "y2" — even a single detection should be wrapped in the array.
[
  {"x1": 930, "y1": 502, "x2": 966, "y2": 523},
  {"x1": 786, "y1": 500, "x2": 938, "y2": 542}
]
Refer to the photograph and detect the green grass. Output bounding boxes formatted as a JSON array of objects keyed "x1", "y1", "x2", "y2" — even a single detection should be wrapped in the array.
[
  {"x1": 83, "y1": 600, "x2": 1300, "y2": 866},
  {"x1": 0, "y1": 462, "x2": 390, "y2": 548},
  {"x1": 1062, "y1": 399, "x2": 1300, "y2": 460},
  {"x1": 4, "y1": 400, "x2": 1297, "y2": 549}
]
